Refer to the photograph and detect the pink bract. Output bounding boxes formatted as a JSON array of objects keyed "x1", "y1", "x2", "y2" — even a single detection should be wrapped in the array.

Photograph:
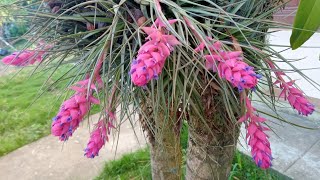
[
  {"x1": 239, "y1": 97, "x2": 272, "y2": 169},
  {"x1": 287, "y1": 87, "x2": 315, "y2": 116},
  {"x1": 51, "y1": 79, "x2": 99, "y2": 141},
  {"x1": 84, "y1": 121, "x2": 107, "y2": 158},
  {"x1": 267, "y1": 60, "x2": 315, "y2": 116},
  {"x1": 130, "y1": 18, "x2": 180, "y2": 87},
  {"x1": 1, "y1": 50, "x2": 44, "y2": 66},
  {"x1": 195, "y1": 41, "x2": 260, "y2": 91},
  {"x1": 84, "y1": 112, "x2": 115, "y2": 158}
]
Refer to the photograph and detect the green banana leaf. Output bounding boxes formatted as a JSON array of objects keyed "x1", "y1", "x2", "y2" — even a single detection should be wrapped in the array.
[{"x1": 290, "y1": 0, "x2": 320, "y2": 50}]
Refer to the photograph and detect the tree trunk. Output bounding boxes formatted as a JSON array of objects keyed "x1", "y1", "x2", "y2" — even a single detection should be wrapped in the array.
[
  {"x1": 150, "y1": 118, "x2": 182, "y2": 180},
  {"x1": 140, "y1": 100, "x2": 182, "y2": 180},
  {"x1": 186, "y1": 84, "x2": 241, "y2": 180},
  {"x1": 186, "y1": 124, "x2": 240, "y2": 180}
]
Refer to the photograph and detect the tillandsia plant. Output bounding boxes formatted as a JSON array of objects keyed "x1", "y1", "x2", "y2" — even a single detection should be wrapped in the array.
[{"x1": 1, "y1": 0, "x2": 318, "y2": 179}]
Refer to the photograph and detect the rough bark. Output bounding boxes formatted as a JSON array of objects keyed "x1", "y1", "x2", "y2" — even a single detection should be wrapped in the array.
[
  {"x1": 186, "y1": 83, "x2": 241, "y2": 180},
  {"x1": 186, "y1": 124, "x2": 240, "y2": 180},
  {"x1": 140, "y1": 100, "x2": 182, "y2": 180},
  {"x1": 150, "y1": 118, "x2": 182, "y2": 180}
]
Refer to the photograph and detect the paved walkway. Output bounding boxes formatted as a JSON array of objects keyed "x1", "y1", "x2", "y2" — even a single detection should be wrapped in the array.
[
  {"x1": 0, "y1": 114, "x2": 146, "y2": 180},
  {"x1": 238, "y1": 102, "x2": 320, "y2": 180}
]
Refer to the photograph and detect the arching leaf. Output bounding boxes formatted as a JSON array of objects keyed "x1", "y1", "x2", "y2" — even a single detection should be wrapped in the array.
[{"x1": 290, "y1": 0, "x2": 320, "y2": 49}]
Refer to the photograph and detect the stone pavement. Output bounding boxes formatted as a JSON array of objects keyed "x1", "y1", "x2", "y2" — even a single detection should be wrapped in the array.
[
  {"x1": 238, "y1": 102, "x2": 320, "y2": 180},
  {"x1": 0, "y1": 114, "x2": 146, "y2": 180}
]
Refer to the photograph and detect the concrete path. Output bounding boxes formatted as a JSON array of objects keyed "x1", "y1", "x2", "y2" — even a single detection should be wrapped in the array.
[
  {"x1": 0, "y1": 114, "x2": 147, "y2": 180},
  {"x1": 238, "y1": 102, "x2": 320, "y2": 180}
]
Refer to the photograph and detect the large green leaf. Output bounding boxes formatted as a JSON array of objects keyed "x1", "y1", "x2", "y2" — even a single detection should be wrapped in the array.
[{"x1": 290, "y1": 0, "x2": 320, "y2": 50}]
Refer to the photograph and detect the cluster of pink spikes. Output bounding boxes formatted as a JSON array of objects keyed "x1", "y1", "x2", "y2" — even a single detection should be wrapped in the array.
[
  {"x1": 51, "y1": 76, "x2": 115, "y2": 157},
  {"x1": 127, "y1": 17, "x2": 316, "y2": 169},
  {"x1": 1, "y1": 15, "x2": 315, "y2": 166},
  {"x1": 1, "y1": 40, "x2": 115, "y2": 157},
  {"x1": 51, "y1": 50, "x2": 114, "y2": 157},
  {"x1": 193, "y1": 38, "x2": 272, "y2": 168}
]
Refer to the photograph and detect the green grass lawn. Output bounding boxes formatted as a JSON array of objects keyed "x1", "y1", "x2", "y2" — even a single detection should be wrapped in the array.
[
  {"x1": 0, "y1": 40, "x2": 61, "y2": 156},
  {"x1": 96, "y1": 125, "x2": 286, "y2": 180},
  {"x1": 0, "y1": 68, "x2": 68, "y2": 156}
]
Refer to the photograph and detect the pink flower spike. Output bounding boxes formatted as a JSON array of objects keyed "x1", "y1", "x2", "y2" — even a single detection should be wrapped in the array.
[
  {"x1": 218, "y1": 57, "x2": 259, "y2": 91},
  {"x1": 130, "y1": 18, "x2": 179, "y2": 87},
  {"x1": 2, "y1": 50, "x2": 41, "y2": 66},
  {"x1": 51, "y1": 79, "x2": 99, "y2": 141},
  {"x1": 1, "y1": 42, "x2": 51, "y2": 66},
  {"x1": 287, "y1": 87, "x2": 315, "y2": 116},
  {"x1": 84, "y1": 111, "x2": 116, "y2": 158},
  {"x1": 249, "y1": 121, "x2": 272, "y2": 169},
  {"x1": 195, "y1": 40, "x2": 260, "y2": 91},
  {"x1": 84, "y1": 121, "x2": 107, "y2": 158},
  {"x1": 240, "y1": 96, "x2": 272, "y2": 169},
  {"x1": 267, "y1": 60, "x2": 315, "y2": 116}
]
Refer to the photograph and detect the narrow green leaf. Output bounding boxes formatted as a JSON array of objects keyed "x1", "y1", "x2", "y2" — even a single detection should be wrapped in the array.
[{"x1": 290, "y1": 0, "x2": 320, "y2": 49}]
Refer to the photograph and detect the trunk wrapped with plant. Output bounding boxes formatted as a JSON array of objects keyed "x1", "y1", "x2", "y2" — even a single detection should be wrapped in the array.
[{"x1": 2, "y1": 0, "x2": 317, "y2": 179}]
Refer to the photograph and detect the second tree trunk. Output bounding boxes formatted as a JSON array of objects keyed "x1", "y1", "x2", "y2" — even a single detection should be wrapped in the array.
[
  {"x1": 186, "y1": 85, "x2": 241, "y2": 180},
  {"x1": 186, "y1": 124, "x2": 240, "y2": 179}
]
